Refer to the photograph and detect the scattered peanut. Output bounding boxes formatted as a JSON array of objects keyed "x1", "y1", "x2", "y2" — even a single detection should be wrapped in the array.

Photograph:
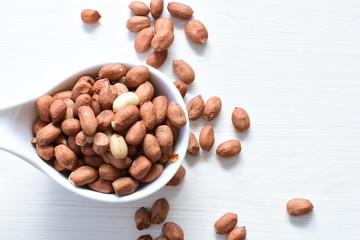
[{"x1": 287, "y1": 198, "x2": 314, "y2": 216}]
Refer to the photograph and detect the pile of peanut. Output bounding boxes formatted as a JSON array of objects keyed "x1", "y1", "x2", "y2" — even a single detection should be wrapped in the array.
[{"x1": 32, "y1": 64, "x2": 187, "y2": 196}]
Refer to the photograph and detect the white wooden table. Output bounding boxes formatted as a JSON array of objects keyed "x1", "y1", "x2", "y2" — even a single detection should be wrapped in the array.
[{"x1": 0, "y1": 0, "x2": 360, "y2": 239}]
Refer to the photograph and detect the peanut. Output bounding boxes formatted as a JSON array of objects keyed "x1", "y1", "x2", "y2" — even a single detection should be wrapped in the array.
[
  {"x1": 92, "y1": 78, "x2": 110, "y2": 94},
  {"x1": 112, "y1": 92, "x2": 139, "y2": 113},
  {"x1": 71, "y1": 81, "x2": 93, "y2": 101},
  {"x1": 61, "y1": 118, "x2": 81, "y2": 136},
  {"x1": 186, "y1": 95, "x2": 204, "y2": 121},
  {"x1": 138, "y1": 235, "x2": 153, "y2": 240},
  {"x1": 187, "y1": 132, "x2": 199, "y2": 156},
  {"x1": 77, "y1": 76, "x2": 95, "y2": 85},
  {"x1": 99, "y1": 163, "x2": 126, "y2": 181},
  {"x1": 64, "y1": 98, "x2": 75, "y2": 119},
  {"x1": 135, "y1": 81, "x2": 154, "y2": 106},
  {"x1": 88, "y1": 177, "x2": 114, "y2": 193},
  {"x1": 151, "y1": 29, "x2": 174, "y2": 52},
  {"x1": 199, "y1": 125, "x2": 214, "y2": 151},
  {"x1": 110, "y1": 134, "x2": 128, "y2": 159},
  {"x1": 167, "y1": 101, "x2": 187, "y2": 127},
  {"x1": 112, "y1": 177, "x2": 139, "y2": 196},
  {"x1": 81, "y1": 144, "x2": 97, "y2": 156},
  {"x1": 73, "y1": 94, "x2": 91, "y2": 116},
  {"x1": 135, "y1": 207, "x2": 151, "y2": 230},
  {"x1": 129, "y1": 1, "x2": 150, "y2": 16},
  {"x1": 155, "y1": 125, "x2": 173, "y2": 154},
  {"x1": 125, "y1": 65, "x2": 150, "y2": 88},
  {"x1": 93, "y1": 132, "x2": 110, "y2": 155},
  {"x1": 227, "y1": 226, "x2": 247, "y2": 240},
  {"x1": 167, "y1": 165, "x2": 186, "y2": 186},
  {"x1": 129, "y1": 155, "x2": 152, "y2": 179},
  {"x1": 162, "y1": 222, "x2": 184, "y2": 240},
  {"x1": 68, "y1": 135, "x2": 81, "y2": 154},
  {"x1": 173, "y1": 81, "x2": 188, "y2": 98},
  {"x1": 98, "y1": 64, "x2": 127, "y2": 81},
  {"x1": 143, "y1": 134, "x2": 161, "y2": 162},
  {"x1": 232, "y1": 107, "x2": 250, "y2": 132},
  {"x1": 204, "y1": 96, "x2": 222, "y2": 121},
  {"x1": 84, "y1": 155, "x2": 104, "y2": 168},
  {"x1": 68, "y1": 166, "x2": 98, "y2": 186},
  {"x1": 96, "y1": 110, "x2": 115, "y2": 131},
  {"x1": 125, "y1": 120, "x2": 146, "y2": 145},
  {"x1": 167, "y1": 2, "x2": 193, "y2": 20},
  {"x1": 81, "y1": 9, "x2": 101, "y2": 24},
  {"x1": 36, "y1": 95, "x2": 55, "y2": 122},
  {"x1": 146, "y1": 50, "x2": 168, "y2": 69},
  {"x1": 151, "y1": 198, "x2": 169, "y2": 224},
  {"x1": 185, "y1": 19, "x2": 208, "y2": 44},
  {"x1": 172, "y1": 60, "x2": 195, "y2": 84},
  {"x1": 126, "y1": 16, "x2": 151, "y2": 32},
  {"x1": 36, "y1": 144, "x2": 54, "y2": 160},
  {"x1": 214, "y1": 212, "x2": 238, "y2": 234},
  {"x1": 49, "y1": 99, "x2": 67, "y2": 123},
  {"x1": 216, "y1": 140, "x2": 241, "y2": 158},
  {"x1": 54, "y1": 144, "x2": 78, "y2": 170},
  {"x1": 113, "y1": 83, "x2": 129, "y2": 96},
  {"x1": 75, "y1": 130, "x2": 94, "y2": 146},
  {"x1": 287, "y1": 198, "x2": 314, "y2": 216},
  {"x1": 53, "y1": 90, "x2": 72, "y2": 100},
  {"x1": 36, "y1": 123, "x2": 62, "y2": 145},
  {"x1": 99, "y1": 85, "x2": 118, "y2": 110},
  {"x1": 140, "y1": 101, "x2": 156, "y2": 131},
  {"x1": 140, "y1": 163, "x2": 163, "y2": 183},
  {"x1": 153, "y1": 96, "x2": 168, "y2": 125},
  {"x1": 135, "y1": 27, "x2": 155, "y2": 53},
  {"x1": 154, "y1": 18, "x2": 173, "y2": 34},
  {"x1": 33, "y1": 117, "x2": 47, "y2": 134},
  {"x1": 111, "y1": 105, "x2": 140, "y2": 131},
  {"x1": 78, "y1": 106, "x2": 97, "y2": 136}
]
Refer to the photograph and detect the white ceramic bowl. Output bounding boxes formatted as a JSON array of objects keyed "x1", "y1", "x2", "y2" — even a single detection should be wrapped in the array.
[{"x1": 0, "y1": 62, "x2": 190, "y2": 203}]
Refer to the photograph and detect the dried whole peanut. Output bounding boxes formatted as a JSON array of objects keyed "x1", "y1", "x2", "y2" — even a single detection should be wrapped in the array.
[
  {"x1": 151, "y1": 29, "x2": 174, "y2": 52},
  {"x1": 135, "y1": 28, "x2": 154, "y2": 53},
  {"x1": 73, "y1": 94, "x2": 91, "y2": 116},
  {"x1": 84, "y1": 155, "x2": 104, "y2": 168},
  {"x1": 126, "y1": 16, "x2": 151, "y2": 32},
  {"x1": 204, "y1": 96, "x2": 222, "y2": 121},
  {"x1": 167, "y1": 165, "x2": 186, "y2": 186},
  {"x1": 214, "y1": 212, "x2": 238, "y2": 234},
  {"x1": 135, "y1": 207, "x2": 151, "y2": 230},
  {"x1": 68, "y1": 135, "x2": 81, "y2": 154},
  {"x1": 227, "y1": 226, "x2": 246, "y2": 240},
  {"x1": 112, "y1": 177, "x2": 139, "y2": 196},
  {"x1": 53, "y1": 90, "x2": 72, "y2": 100},
  {"x1": 71, "y1": 81, "x2": 93, "y2": 101},
  {"x1": 140, "y1": 163, "x2": 163, "y2": 183},
  {"x1": 64, "y1": 98, "x2": 75, "y2": 119},
  {"x1": 110, "y1": 134, "x2": 128, "y2": 159},
  {"x1": 113, "y1": 83, "x2": 129, "y2": 96},
  {"x1": 173, "y1": 81, "x2": 188, "y2": 98},
  {"x1": 91, "y1": 94, "x2": 101, "y2": 116},
  {"x1": 167, "y1": 101, "x2": 187, "y2": 127},
  {"x1": 167, "y1": 2, "x2": 193, "y2": 20},
  {"x1": 150, "y1": 0, "x2": 164, "y2": 18},
  {"x1": 129, "y1": 155, "x2": 152, "y2": 179},
  {"x1": 112, "y1": 92, "x2": 139, "y2": 113},
  {"x1": 98, "y1": 64, "x2": 127, "y2": 81},
  {"x1": 88, "y1": 177, "x2": 114, "y2": 193},
  {"x1": 111, "y1": 104, "x2": 140, "y2": 131},
  {"x1": 140, "y1": 101, "x2": 157, "y2": 131},
  {"x1": 232, "y1": 107, "x2": 250, "y2": 132},
  {"x1": 36, "y1": 123, "x2": 62, "y2": 145},
  {"x1": 172, "y1": 60, "x2": 195, "y2": 84},
  {"x1": 138, "y1": 235, "x2": 153, "y2": 240},
  {"x1": 143, "y1": 134, "x2": 162, "y2": 162},
  {"x1": 187, "y1": 95, "x2": 204, "y2": 121},
  {"x1": 99, "y1": 163, "x2": 126, "y2": 181},
  {"x1": 125, "y1": 65, "x2": 150, "y2": 88},
  {"x1": 50, "y1": 99, "x2": 67, "y2": 123},
  {"x1": 154, "y1": 17, "x2": 173, "y2": 34},
  {"x1": 146, "y1": 50, "x2": 168, "y2": 69},
  {"x1": 92, "y1": 78, "x2": 110, "y2": 94},
  {"x1": 153, "y1": 96, "x2": 168, "y2": 125},
  {"x1": 165, "y1": 118, "x2": 179, "y2": 142},
  {"x1": 96, "y1": 110, "x2": 115, "y2": 131},
  {"x1": 54, "y1": 159, "x2": 69, "y2": 172},
  {"x1": 162, "y1": 222, "x2": 184, "y2": 240},
  {"x1": 199, "y1": 125, "x2": 214, "y2": 152},
  {"x1": 187, "y1": 132, "x2": 199, "y2": 156},
  {"x1": 68, "y1": 166, "x2": 98, "y2": 186},
  {"x1": 77, "y1": 76, "x2": 95, "y2": 85},
  {"x1": 102, "y1": 151, "x2": 133, "y2": 169},
  {"x1": 216, "y1": 140, "x2": 241, "y2": 158},
  {"x1": 36, "y1": 95, "x2": 55, "y2": 122},
  {"x1": 287, "y1": 198, "x2": 314, "y2": 216},
  {"x1": 155, "y1": 125, "x2": 173, "y2": 154},
  {"x1": 75, "y1": 130, "x2": 94, "y2": 146},
  {"x1": 93, "y1": 132, "x2": 110, "y2": 155},
  {"x1": 33, "y1": 117, "x2": 47, "y2": 134},
  {"x1": 81, "y1": 144, "x2": 97, "y2": 156},
  {"x1": 129, "y1": 1, "x2": 150, "y2": 16},
  {"x1": 185, "y1": 19, "x2": 208, "y2": 44},
  {"x1": 135, "y1": 81, "x2": 155, "y2": 106},
  {"x1": 78, "y1": 106, "x2": 97, "y2": 136},
  {"x1": 61, "y1": 118, "x2": 81, "y2": 136},
  {"x1": 54, "y1": 144, "x2": 78, "y2": 170},
  {"x1": 151, "y1": 198, "x2": 169, "y2": 224},
  {"x1": 81, "y1": 9, "x2": 101, "y2": 24},
  {"x1": 125, "y1": 120, "x2": 146, "y2": 145},
  {"x1": 36, "y1": 144, "x2": 54, "y2": 160},
  {"x1": 99, "y1": 85, "x2": 118, "y2": 110}
]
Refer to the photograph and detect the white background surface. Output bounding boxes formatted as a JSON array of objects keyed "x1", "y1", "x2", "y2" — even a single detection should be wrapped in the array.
[{"x1": 0, "y1": 0, "x2": 360, "y2": 239}]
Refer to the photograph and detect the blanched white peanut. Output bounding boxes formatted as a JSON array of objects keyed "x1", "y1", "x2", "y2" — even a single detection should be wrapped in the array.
[
  {"x1": 112, "y1": 92, "x2": 139, "y2": 112},
  {"x1": 110, "y1": 134, "x2": 128, "y2": 159}
]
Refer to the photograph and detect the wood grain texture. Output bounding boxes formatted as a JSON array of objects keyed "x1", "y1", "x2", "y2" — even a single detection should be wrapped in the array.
[{"x1": 1, "y1": 0, "x2": 360, "y2": 239}]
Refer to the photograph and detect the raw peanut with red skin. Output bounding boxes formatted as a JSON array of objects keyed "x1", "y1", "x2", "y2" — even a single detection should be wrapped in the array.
[
  {"x1": 135, "y1": 81, "x2": 154, "y2": 106},
  {"x1": 36, "y1": 123, "x2": 62, "y2": 145},
  {"x1": 126, "y1": 16, "x2": 151, "y2": 32},
  {"x1": 112, "y1": 177, "x2": 139, "y2": 196},
  {"x1": 167, "y1": 165, "x2": 186, "y2": 186},
  {"x1": 135, "y1": 207, "x2": 151, "y2": 230},
  {"x1": 165, "y1": 118, "x2": 179, "y2": 142},
  {"x1": 199, "y1": 125, "x2": 214, "y2": 151},
  {"x1": 98, "y1": 64, "x2": 127, "y2": 81},
  {"x1": 54, "y1": 134, "x2": 67, "y2": 145},
  {"x1": 162, "y1": 222, "x2": 184, "y2": 240},
  {"x1": 113, "y1": 83, "x2": 129, "y2": 96},
  {"x1": 84, "y1": 155, "x2": 104, "y2": 168},
  {"x1": 54, "y1": 159, "x2": 69, "y2": 172},
  {"x1": 81, "y1": 9, "x2": 101, "y2": 24},
  {"x1": 99, "y1": 163, "x2": 126, "y2": 181},
  {"x1": 154, "y1": 18, "x2": 173, "y2": 34},
  {"x1": 151, "y1": 29, "x2": 174, "y2": 52},
  {"x1": 78, "y1": 106, "x2": 97, "y2": 136},
  {"x1": 92, "y1": 78, "x2": 110, "y2": 94},
  {"x1": 111, "y1": 105, "x2": 140, "y2": 131},
  {"x1": 77, "y1": 76, "x2": 95, "y2": 85},
  {"x1": 73, "y1": 94, "x2": 91, "y2": 116},
  {"x1": 153, "y1": 96, "x2": 168, "y2": 125},
  {"x1": 53, "y1": 90, "x2": 72, "y2": 100},
  {"x1": 216, "y1": 140, "x2": 241, "y2": 158},
  {"x1": 185, "y1": 19, "x2": 208, "y2": 44},
  {"x1": 287, "y1": 198, "x2": 314, "y2": 216},
  {"x1": 96, "y1": 110, "x2": 115, "y2": 131},
  {"x1": 143, "y1": 134, "x2": 161, "y2": 162},
  {"x1": 36, "y1": 95, "x2": 55, "y2": 122},
  {"x1": 214, "y1": 212, "x2": 238, "y2": 234},
  {"x1": 232, "y1": 107, "x2": 250, "y2": 132},
  {"x1": 204, "y1": 96, "x2": 222, "y2": 121},
  {"x1": 167, "y1": 2, "x2": 193, "y2": 20},
  {"x1": 155, "y1": 125, "x2": 173, "y2": 154},
  {"x1": 125, "y1": 120, "x2": 146, "y2": 145},
  {"x1": 61, "y1": 118, "x2": 81, "y2": 136},
  {"x1": 36, "y1": 144, "x2": 54, "y2": 160},
  {"x1": 187, "y1": 95, "x2": 204, "y2": 121},
  {"x1": 50, "y1": 99, "x2": 67, "y2": 123},
  {"x1": 146, "y1": 50, "x2": 168, "y2": 69},
  {"x1": 151, "y1": 198, "x2": 169, "y2": 224},
  {"x1": 91, "y1": 94, "x2": 101, "y2": 116},
  {"x1": 81, "y1": 144, "x2": 97, "y2": 156},
  {"x1": 68, "y1": 166, "x2": 98, "y2": 186},
  {"x1": 125, "y1": 65, "x2": 150, "y2": 88},
  {"x1": 64, "y1": 98, "x2": 75, "y2": 119},
  {"x1": 99, "y1": 85, "x2": 118, "y2": 110},
  {"x1": 54, "y1": 144, "x2": 78, "y2": 170},
  {"x1": 88, "y1": 177, "x2": 114, "y2": 193},
  {"x1": 140, "y1": 101, "x2": 156, "y2": 131},
  {"x1": 102, "y1": 151, "x2": 133, "y2": 169},
  {"x1": 135, "y1": 28, "x2": 154, "y2": 53},
  {"x1": 140, "y1": 163, "x2": 163, "y2": 182},
  {"x1": 172, "y1": 60, "x2": 195, "y2": 84},
  {"x1": 129, "y1": 155, "x2": 152, "y2": 179},
  {"x1": 93, "y1": 132, "x2": 110, "y2": 155},
  {"x1": 173, "y1": 81, "x2": 188, "y2": 98},
  {"x1": 71, "y1": 81, "x2": 93, "y2": 101},
  {"x1": 227, "y1": 226, "x2": 247, "y2": 240},
  {"x1": 129, "y1": 1, "x2": 150, "y2": 16},
  {"x1": 33, "y1": 117, "x2": 47, "y2": 134},
  {"x1": 166, "y1": 101, "x2": 187, "y2": 127},
  {"x1": 150, "y1": 0, "x2": 163, "y2": 18},
  {"x1": 187, "y1": 132, "x2": 199, "y2": 156},
  {"x1": 138, "y1": 235, "x2": 153, "y2": 240},
  {"x1": 75, "y1": 130, "x2": 94, "y2": 146},
  {"x1": 68, "y1": 135, "x2": 81, "y2": 154}
]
